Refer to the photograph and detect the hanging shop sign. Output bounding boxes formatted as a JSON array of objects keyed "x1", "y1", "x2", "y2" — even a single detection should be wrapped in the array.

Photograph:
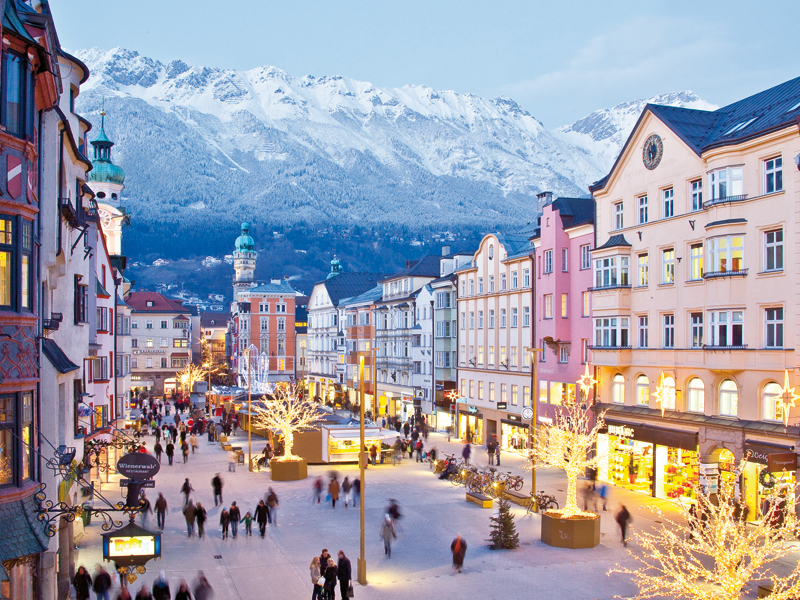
[
  {"x1": 503, "y1": 414, "x2": 520, "y2": 422},
  {"x1": 119, "y1": 479, "x2": 156, "y2": 489},
  {"x1": 743, "y1": 441, "x2": 795, "y2": 466},
  {"x1": 467, "y1": 406, "x2": 478, "y2": 414},
  {"x1": 521, "y1": 407, "x2": 533, "y2": 420},
  {"x1": 116, "y1": 453, "x2": 160, "y2": 480},
  {"x1": 768, "y1": 452, "x2": 797, "y2": 473},
  {"x1": 602, "y1": 420, "x2": 698, "y2": 452},
  {"x1": 496, "y1": 402, "x2": 508, "y2": 410}
]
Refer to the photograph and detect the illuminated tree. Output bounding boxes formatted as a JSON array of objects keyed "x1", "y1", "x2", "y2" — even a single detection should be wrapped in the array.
[
  {"x1": 611, "y1": 459, "x2": 800, "y2": 600},
  {"x1": 177, "y1": 363, "x2": 206, "y2": 394},
  {"x1": 526, "y1": 402, "x2": 606, "y2": 518},
  {"x1": 250, "y1": 386, "x2": 322, "y2": 462}
]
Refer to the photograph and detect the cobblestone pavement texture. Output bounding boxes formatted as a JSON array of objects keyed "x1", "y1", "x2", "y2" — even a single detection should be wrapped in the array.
[{"x1": 72, "y1": 410, "x2": 790, "y2": 599}]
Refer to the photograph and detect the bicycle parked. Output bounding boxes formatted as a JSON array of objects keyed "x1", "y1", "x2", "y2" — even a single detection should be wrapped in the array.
[{"x1": 527, "y1": 490, "x2": 559, "y2": 515}]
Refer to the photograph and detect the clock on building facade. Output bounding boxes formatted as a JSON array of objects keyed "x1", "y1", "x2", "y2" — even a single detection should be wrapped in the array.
[{"x1": 642, "y1": 134, "x2": 663, "y2": 170}]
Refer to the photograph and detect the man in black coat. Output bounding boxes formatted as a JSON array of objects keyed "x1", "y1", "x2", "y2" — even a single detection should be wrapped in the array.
[
  {"x1": 212, "y1": 473, "x2": 223, "y2": 506},
  {"x1": 337, "y1": 550, "x2": 352, "y2": 600},
  {"x1": 254, "y1": 500, "x2": 270, "y2": 537}
]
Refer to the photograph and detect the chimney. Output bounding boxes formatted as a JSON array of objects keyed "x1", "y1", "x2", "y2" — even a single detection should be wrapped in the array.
[
  {"x1": 405, "y1": 260, "x2": 411, "y2": 268},
  {"x1": 442, "y1": 245, "x2": 451, "y2": 257},
  {"x1": 537, "y1": 191, "x2": 553, "y2": 205}
]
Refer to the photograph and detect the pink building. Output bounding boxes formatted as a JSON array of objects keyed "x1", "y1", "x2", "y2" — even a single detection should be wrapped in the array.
[{"x1": 532, "y1": 195, "x2": 595, "y2": 422}]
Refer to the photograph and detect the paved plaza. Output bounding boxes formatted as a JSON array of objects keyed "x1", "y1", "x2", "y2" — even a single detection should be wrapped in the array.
[{"x1": 73, "y1": 421, "x2": 795, "y2": 600}]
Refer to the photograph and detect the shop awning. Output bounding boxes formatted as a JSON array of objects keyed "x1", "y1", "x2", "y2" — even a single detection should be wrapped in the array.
[
  {"x1": 0, "y1": 493, "x2": 48, "y2": 581},
  {"x1": 501, "y1": 418, "x2": 529, "y2": 428},
  {"x1": 602, "y1": 419, "x2": 698, "y2": 452}
]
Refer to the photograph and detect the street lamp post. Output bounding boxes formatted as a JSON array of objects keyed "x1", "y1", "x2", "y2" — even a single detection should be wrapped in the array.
[
  {"x1": 357, "y1": 355, "x2": 367, "y2": 585},
  {"x1": 529, "y1": 348, "x2": 543, "y2": 509},
  {"x1": 246, "y1": 348, "x2": 253, "y2": 472}
]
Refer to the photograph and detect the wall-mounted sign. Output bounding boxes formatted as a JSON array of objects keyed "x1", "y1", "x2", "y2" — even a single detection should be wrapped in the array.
[
  {"x1": 116, "y1": 453, "x2": 160, "y2": 480},
  {"x1": 768, "y1": 452, "x2": 797, "y2": 473},
  {"x1": 467, "y1": 406, "x2": 478, "y2": 414},
  {"x1": 607, "y1": 424, "x2": 634, "y2": 439},
  {"x1": 456, "y1": 398, "x2": 468, "y2": 404},
  {"x1": 496, "y1": 402, "x2": 507, "y2": 410},
  {"x1": 504, "y1": 414, "x2": 520, "y2": 422},
  {"x1": 521, "y1": 407, "x2": 533, "y2": 421}
]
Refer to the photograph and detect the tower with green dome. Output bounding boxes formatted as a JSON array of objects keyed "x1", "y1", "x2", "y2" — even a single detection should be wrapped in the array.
[
  {"x1": 232, "y1": 222, "x2": 257, "y2": 302},
  {"x1": 88, "y1": 110, "x2": 127, "y2": 257}
]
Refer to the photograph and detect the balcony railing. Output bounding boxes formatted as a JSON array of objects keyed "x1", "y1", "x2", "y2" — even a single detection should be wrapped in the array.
[
  {"x1": 589, "y1": 284, "x2": 632, "y2": 292},
  {"x1": 702, "y1": 344, "x2": 748, "y2": 350},
  {"x1": 704, "y1": 194, "x2": 748, "y2": 208},
  {"x1": 60, "y1": 197, "x2": 79, "y2": 227},
  {"x1": 703, "y1": 269, "x2": 748, "y2": 279},
  {"x1": 588, "y1": 345, "x2": 633, "y2": 350}
]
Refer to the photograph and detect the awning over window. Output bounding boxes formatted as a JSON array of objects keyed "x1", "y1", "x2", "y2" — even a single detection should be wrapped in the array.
[
  {"x1": 42, "y1": 338, "x2": 79, "y2": 374},
  {"x1": 0, "y1": 493, "x2": 49, "y2": 580}
]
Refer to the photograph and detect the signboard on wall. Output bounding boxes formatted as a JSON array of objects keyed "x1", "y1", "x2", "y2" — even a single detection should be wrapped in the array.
[{"x1": 768, "y1": 452, "x2": 797, "y2": 472}]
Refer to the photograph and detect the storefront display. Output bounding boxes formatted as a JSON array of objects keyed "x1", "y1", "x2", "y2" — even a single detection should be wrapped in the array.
[
  {"x1": 655, "y1": 447, "x2": 699, "y2": 500},
  {"x1": 501, "y1": 420, "x2": 528, "y2": 453},
  {"x1": 608, "y1": 438, "x2": 653, "y2": 493},
  {"x1": 742, "y1": 443, "x2": 798, "y2": 521},
  {"x1": 435, "y1": 411, "x2": 452, "y2": 433},
  {"x1": 458, "y1": 411, "x2": 483, "y2": 445}
]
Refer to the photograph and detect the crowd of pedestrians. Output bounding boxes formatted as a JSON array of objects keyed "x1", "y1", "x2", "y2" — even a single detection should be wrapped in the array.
[
  {"x1": 73, "y1": 566, "x2": 212, "y2": 600},
  {"x1": 309, "y1": 549, "x2": 351, "y2": 600}
]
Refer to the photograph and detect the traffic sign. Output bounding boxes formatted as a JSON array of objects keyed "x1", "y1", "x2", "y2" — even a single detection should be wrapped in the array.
[
  {"x1": 521, "y1": 407, "x2": 534, "y2": 420},
  {"x1": 120, "y1": 479, "x2": 155, "y2": 488}
]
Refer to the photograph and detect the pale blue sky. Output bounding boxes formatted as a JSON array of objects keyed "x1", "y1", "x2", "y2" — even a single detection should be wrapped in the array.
[{"x1": 51, "y1": 0, "x2": 799, "y2": 127}]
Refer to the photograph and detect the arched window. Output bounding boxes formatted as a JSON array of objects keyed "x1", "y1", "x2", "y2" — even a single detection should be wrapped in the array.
[
  {"x1": 762, "y1": 382, "x2": 783, "y2": 421},
  {"x1": 719, "y1": 380, "x2": 738, "y2": 417},
  {"x1": 687, "y1": 378, "x2": 705, "y2": 413},
  {"x1": 635, "y1": 376, "x2": 649, "y2": 406},
  {"x1": 612, "y1": 374, "x2": 625, "y2": 404},
  {"x1": 662, "y1": 376, "x2": 676, "y2": 410},
  {"x1": 488, "y1": 244, "x2": 494, "y2": 260}
]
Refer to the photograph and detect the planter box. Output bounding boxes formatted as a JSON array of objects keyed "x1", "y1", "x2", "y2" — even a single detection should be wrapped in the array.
[
  {"x1": 540, "y1": 512, "x2": 600, "y2": 549},
  {"x1": 269, "y1": 458, "x2": 308, "y2": 481}
]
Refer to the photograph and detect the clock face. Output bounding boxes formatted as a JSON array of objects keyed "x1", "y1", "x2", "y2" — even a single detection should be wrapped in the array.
[
  {"x1": 98, "y1": 208, "x2": 114, "y2": 229},
  {"x1": 642, "y1": 134, "x2": 663, "y2": 170}
]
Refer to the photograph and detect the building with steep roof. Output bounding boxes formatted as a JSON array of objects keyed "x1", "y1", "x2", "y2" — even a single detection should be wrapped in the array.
[
  {"x1": 200, "y1": 312, "x2": 230, "y2": 367},
  {"x1": 589, "y1": 75, "x2": 800, "y2": 514},
  {"x1": 125, "y1": 292, "x2": 193, "y2": 395}
]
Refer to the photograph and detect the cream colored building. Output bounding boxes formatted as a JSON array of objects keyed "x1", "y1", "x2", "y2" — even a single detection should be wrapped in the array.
[{"x1": 590, "y1": 76, "x2": 800, "y2": 516}]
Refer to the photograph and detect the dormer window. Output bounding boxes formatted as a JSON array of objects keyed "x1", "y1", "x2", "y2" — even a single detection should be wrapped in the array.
[{"x1": 146, "y1": 301, "x2": 153, "y2": 307}]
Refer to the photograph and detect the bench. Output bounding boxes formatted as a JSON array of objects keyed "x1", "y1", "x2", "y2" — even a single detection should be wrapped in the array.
[
  {"x1": 503, "y1": 489, "x2": 532, "y2": 508},
  {"x1": 466, "y1": 491, "x2": 493, "y2": 508},
  {"x1": 219, "y1": 435, "x2": 228, "y2": 443}
]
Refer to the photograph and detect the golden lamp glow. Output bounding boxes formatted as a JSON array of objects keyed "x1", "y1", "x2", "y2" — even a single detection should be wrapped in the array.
[
  {"x1": 778, "y1": 369, "x2": 799, "y2": 427},
  {"x1": 577, "y1": 363, "x2": 597, "y2": 399}
]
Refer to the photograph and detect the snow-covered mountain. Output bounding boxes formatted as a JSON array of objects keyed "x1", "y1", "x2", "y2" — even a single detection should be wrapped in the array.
[
  {"x1": 554, "y1": 92, "x2": 718, "y2": 172},
  {"x1": 73, "y1": 47, "x2": 604, "y2": 234}
]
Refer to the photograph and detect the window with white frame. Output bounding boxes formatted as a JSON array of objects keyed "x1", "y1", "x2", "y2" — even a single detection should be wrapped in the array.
[
  {"x1": 488, "y1": 346, "x2": 495, "y2": 365},
  {"x1": 543, "y1": 250, "x2": 553, "y2": 274},
  {"x1": 461, "y1": 312, "x2": 466, "y2": 329},
  {"x1": 708, "y1": 310, "x2": 744, "y2": 346},
  {"x1": 469, "y1": 279, "x2": 474, "y2": 295},
  {"x1": 511, "y1": 385, "x2": 518, "y2": 406},
  {"x1": 582, "y1": 339, "x2": 590, "y2": 363},
  {"x1": 709, "y1": 236, "x2": 744, "y2": 273},
  {"x1": 594, "y1": 317, "x2": 629, "y2": 347},
  {"x1": 594, "y1": 256, "x2": 629, "y2": 288},
  {"x1": 636, "y1": 375, "x2": 649, "y2": 406},
  {"x1": 500, "y1": 346, "x2": 507, "y2": 366},
  {"x1": 637, "y1": 195, "x2": 648, "y2": 224},
  {"x1": 469, "y1": 312, "x2": 474, "y2": 329},
  {"x1": 511, "y1": 346, "x2": 518, "y2": 367},
  {"x1": 469, "y1": 380, "x2": 474, "y2": 398},
  {"x1": 614, "y1": 202, "x2": 624, "y2": 230},
  {"x1": 489, "y1": 382, "x2": 495, "y2": 401},
  {"x1": 662, "y1": 249, "x2": 675, "y2": 283},
  {"x1": 500, "y1": 308, "x2": 507, "y2": 327},
  {"x1": 561, "y1": 294, "x2": 568, "y2": 318},
  {"x1": 511, "y1": 307, "x2": 518, "y2": 327},
  {"x1": 638, "y1": 316, "x2": 648, "y2": 348},
  {"x1": 435, "y1": 292, "x2": 451, "y2": 308},
  {"x1": 662, "y1": 188, "x2": 674, "y2": 218},
  {"x1": 478, "y1": 311, "x2": 484, "y2": 328},
  {"x1": 512, "y1": 271, "x2": 518, "y2": 289},
  {"x1": 500, "y1": 274, "x2": 507, "y2": 290},
  {"x1": 478, "y1": 346, "x2": 484, "y2": 365},
  {"x1": 544, "y1": 295, "x2": 553, "y2": 319},
  {"x1": 612, "y1": 374, "x2": 625, "y2": 404},
  {"x1": 523, "y1": 306, "x2": 530, "y2": 327},
  {"x1": 663, "y1": 314, "x2": 675, "y2": 348},
  {"x1": 691, "y1": 179, "x2": 703, "y2": 211},
  {"x1": 260, "y1": 317, "x2": 269, "y2": 331},
  {"x1": 662, "y1": 376, "x2": 676, "y2": 410},
  {"x1": 687, "y1": 378, "x2": 704, "y2": 412},
  {"x1": 478, "y1": 381, "x2": 484, "y2": 400},
  {"x1": 765, "y1": 157, "x2": 783, "y2": 194},
  {"x1": 489, "y1": 310, "x2": 495, "y2": 328},
  {"x1": 461, "y1": 280, "x2": 466, "y2": 296},
  {"x1": 561, "y1": 248, "x2": 569, "y2": 272},
  {"x1": 691, "y1": 312, "x2": 703, "y2": 348},
  {"x1": 523, "y1": 269, "x2": 530, "y2": 287},
  {"x1": 765, "y1": 307, "x2": 783, "y2": 348},
  {"x1": 637, "y1": 254, "x2": 649, "y2": 286},
  {"x1": 582, "y1": 292, "x2": 590, "y2": 317},
  {"x1": 709, "y1": 166, "x2": 743, "y2": 201},
  {"x1": 559, "y1": 346, "x2": 569, "y2": 363},
  {"x1": 489, "y1": 276, "x2": 494, "y2": 292},
  {"x1": 764, "y1": 229, "x2": 783, "y2": 272},
  {"x1": 580, "y1": 244, "x2": 591, "y2": 270},
  {"x1": 718, "y1": 379, "x2": 738, "y2": 417},
  {"x1": 762, "y1": 381, "x2": 784, "y2": 421},
  {"x1": 690, "y1": 243, "x2": 703, "y2": 280}
]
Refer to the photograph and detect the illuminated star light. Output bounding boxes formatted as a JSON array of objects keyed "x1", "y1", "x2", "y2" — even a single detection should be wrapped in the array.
[
  {"x1": 577, "y1": 363, "x2": 597, "y2": 400},
  {"x1": 652, "y1": 372, "x2": 669, "y2": 417},
  {"x1": 778, "y1": 369, "x2": 799, "y2": 427}
]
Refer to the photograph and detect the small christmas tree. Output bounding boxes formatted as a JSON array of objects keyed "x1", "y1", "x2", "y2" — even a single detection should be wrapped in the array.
[{"x1": 488, "y1": 498, "x2": 519, "y2": 550}]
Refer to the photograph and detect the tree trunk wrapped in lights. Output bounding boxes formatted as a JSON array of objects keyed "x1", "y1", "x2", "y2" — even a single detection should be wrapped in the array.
[
  {"x1": 176, "y1": 363, "x2": 206, "y2": 394},
  {"x1": 250, "y1": 386, "x2": 322, "y2": 462},
  {"x1": 611, "y1": 458, "x2": 800, "y2": 600},
  {"x1": 526, "y1": 402, "x2": 606, "y2": 518}
]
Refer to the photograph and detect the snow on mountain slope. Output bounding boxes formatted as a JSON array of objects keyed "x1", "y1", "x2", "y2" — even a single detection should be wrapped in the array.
[
  {"x1": 553, "y1": 92, "x2": 718, "y2": 173},
  {"x1": 73, "y1": 47, "x2": 603, "y2": 232}
]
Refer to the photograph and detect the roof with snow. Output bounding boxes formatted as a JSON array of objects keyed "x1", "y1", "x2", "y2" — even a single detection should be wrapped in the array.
[{"x1": 591, "y1": 75, "x2": 800, "y2": 192}]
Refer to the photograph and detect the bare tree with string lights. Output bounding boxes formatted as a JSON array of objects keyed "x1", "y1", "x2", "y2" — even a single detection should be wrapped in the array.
[{"x1": 250, "y1": 386, "x2": 322, "y2": 462}]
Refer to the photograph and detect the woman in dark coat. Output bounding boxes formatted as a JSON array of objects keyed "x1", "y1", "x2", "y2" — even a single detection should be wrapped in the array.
[
  {"x1": 451, "y1": 534, "x2": 467, "y2": 573},
  {"x1": 323, "y1": 557, "x2": 338, "y2": 600},
  {"x1": 73, "y1": 566, "x2": 92, "y2": 600}
]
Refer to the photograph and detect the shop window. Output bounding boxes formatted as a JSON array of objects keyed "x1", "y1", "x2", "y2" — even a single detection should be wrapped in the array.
[
  {"x1": 718, "y1": 380, "x2": 738, "y2": 417},
  {"x1": 635, "y1": 376, "x2": 649, "y2": 406},
  {"x1": 762, "y1": 381, "x2": 783, "y2": 421},
  {"x1": 550, "y1": 382, "x2": 576, "y2": 405},
  {"x1": 687, "y1": 378, "x2": 705, "y2": 413},
  {"x1": 612, "y1": 375, "x2": 625, "y2": 404}
]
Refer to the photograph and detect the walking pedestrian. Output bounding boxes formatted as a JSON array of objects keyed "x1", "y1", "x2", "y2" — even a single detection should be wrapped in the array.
[
  {"x1": 342, "y1": 477, "x2": 351, "y2": 508},
  {"x1": 93, "y1": 565, "x2": 112, "y2": 600},
  {"x1": 462, "y1": 442, "x2": 471, "y2": 466},
  {"x1": 220, "y1": 508, "x2": 230, "y2": 539},
  {"x1": 166, "y1": 441, "x2": 175, "y2": 466},
  {"x1": 312, "y1": 477, "x2": 323, "y2": 504},
  {"x1": 152, "y1": 572, "x2": 170, "y2": 600},
  {"x1": 329, "y1": 475, "x2": 340, "y2": 509},
  {"x1": 139, "y1": 493, "x2": 152, "y2": 528},
  {"x1": 154, "y1": 440, "x2": 163, "y2": 463},
  {"x1": 337, "y1": 551, "x2": 351, "y2": 600},
  {"x1": 195, "y1": 501, "x2": 207, "y2": 538},
  {"x1": 369, "y1": 444, "x2": 377, "y2": 466},
  {"x1": 181, "y1": 478, "x2": 194, "y2": 506},
  {"x1": 415, "y1": 439, "x2": 424, "y2": 462},
  {"x1": 135, "y1": 584, "x2": 153, "y2": 600},
  {"x1": 487, "y1": 441, "x2": 495, "y2": 466},
  {"x1": 403, "y1": 421, "x2": 410, "y2": 438},
  {"x1": 598, "y1": 483, "x2": 609, "y2": 511},
  {"x1": 616, "y1": 504, "x2": 631, "y2": 547},
  {"x1": 155, "y1": 493, "x2": 167, "y2": 530},
  {"x1": 352, "y1": 478, "x2": 360, "y2": 507},
  {"x1": 181, "y1": 440, "x2": 189, "y2": 464},
  {"x1": 495, "y1": 442, "x2": 501, "y2": 466},
  {"x1": 115, "y1": 585, "x2": 132, "y2": 600},
  {"x1": 380, "y1": 514, "x2": 396, "y2": 557},
  {"x1": 73, "y1": 565, "x2": 92, "y2": 600},
  {"x1": 255, "y1": 500, "x2": 269, "y2": 537},
  {"x1": 174, "y1": 580, "x2": 192, "y2": 600},
  {"x1": 429, "y1": 446, "x2": 437, "y2": 470},
  {"x1": 212, "y1": 473, "x2": 223, "y2": 506},
  {"x1": 229, "y1": 502, "x2": 241, "y2": 538},
  {"x1": 193, "y1": 571, "x2": 213, "y2": 600},
  {"x1": 182, "y1": 500, "x2": 196, "y2": 537},
  {"x1": 323, "y1": 557, "x2": 338, "y2": 600},
  {"x1": 310, "y1": 556, "x2": 323, "y2": 600},
  {"x1": 450, "y1": 534, "x2": 467, "y2": 573},
  {"x1": 266, "y1": 487, "x2": 279, "y2": 525},
  {"x1": 228, "y1": 450, "x2": 237, "y2": 472},
  {"x1": 190, "y1": 433, "x2": 199, "y2": 454},
  {"x1": 241, "y1": 510, "x2": 253, "y2": 536}
]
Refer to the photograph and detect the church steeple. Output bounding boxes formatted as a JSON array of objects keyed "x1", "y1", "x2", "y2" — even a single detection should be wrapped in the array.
[
  {"x1": 91, "y1": 110, "x2": 114, "y2": 161},
  {"x1": 89, "y1": 110, "x2": 125, "y2": 188}
]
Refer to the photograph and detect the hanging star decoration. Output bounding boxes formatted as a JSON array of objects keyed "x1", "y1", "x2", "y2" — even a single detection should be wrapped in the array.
[
  {"x1": 778, "y1": 369, "x2": 799, "y2": 428},
  {"x1": 652, "y1": 372, "x2": 670, "y2": 417},
  {"x1": 577, "y1": 363, "x2": 597, "y2": 402}
]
